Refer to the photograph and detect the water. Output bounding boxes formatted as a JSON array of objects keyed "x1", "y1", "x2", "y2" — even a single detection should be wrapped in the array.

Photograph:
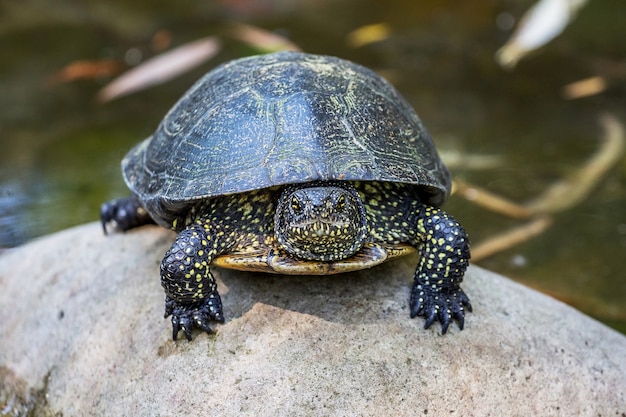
[{"x1": 1, "y1": 0, "x2": 624, "y2": 332}]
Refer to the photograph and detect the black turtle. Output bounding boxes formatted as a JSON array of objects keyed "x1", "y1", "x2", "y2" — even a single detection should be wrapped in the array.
[{"x1": 101, "y1": 51, "x2": 471, "y2": 341}]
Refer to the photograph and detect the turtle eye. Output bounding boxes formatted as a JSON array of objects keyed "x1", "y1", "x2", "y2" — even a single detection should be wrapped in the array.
[
  {"x1": 334, "y1": 194, "x2": 346, "y2": 212},
  {"x1": 291, "y1": 196, "x2": 303, "y2": 214}
]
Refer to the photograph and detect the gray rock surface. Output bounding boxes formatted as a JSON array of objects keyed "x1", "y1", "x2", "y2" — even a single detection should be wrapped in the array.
[{"x1": 0, "y1": 222, "x2": 625, "y2": 416}]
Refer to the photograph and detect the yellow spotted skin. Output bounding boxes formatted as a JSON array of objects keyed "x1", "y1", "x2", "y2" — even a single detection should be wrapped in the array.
[
  {"x1": 151, "y1": 180, "x2": 471, "y2": 340},
  {"x1": 96, "y1": 52, "x2": 474, "y2": 341},
  {"x1": 410, "y1": 206, "x2": 471, "y2": 333}
]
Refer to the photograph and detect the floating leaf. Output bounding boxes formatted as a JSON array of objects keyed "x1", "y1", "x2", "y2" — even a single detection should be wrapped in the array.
[
  {"x1": 561, "y1": 76, "x2": 607, "y2": 99},
  {"x1": 346, "y1": 23, "x2": 390, "y2": 48},
  {"x1": 496, "y1": 0, "x2": 588, "y2": 69},
  {"x1": 97, "y1": 36, "x2": 222, "y2": 103},
  {"x1": 230, "y1": 23, "x2": 301, "y2": 52},
  {"x1": 47, "y1": 59, "x2": 125, "y2": 85}
]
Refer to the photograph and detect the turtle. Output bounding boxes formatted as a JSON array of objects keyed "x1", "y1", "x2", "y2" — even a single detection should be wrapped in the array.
[{"x1": 101, "y1": 51, "x2": 472, "y2": 341}]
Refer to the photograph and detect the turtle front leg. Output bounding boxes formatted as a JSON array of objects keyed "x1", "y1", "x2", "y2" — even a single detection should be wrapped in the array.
[
  {"x1": 410, "y1": 205, "x2": 472, "y2": 334},
  {"x1": 161, "y1": 222, "x2": 232, "y2": 341}
]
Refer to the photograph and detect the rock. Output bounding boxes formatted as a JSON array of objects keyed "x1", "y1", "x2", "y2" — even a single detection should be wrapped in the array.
[{"x1": 0, "y1": 222, "x2": 624, "y2": 416}]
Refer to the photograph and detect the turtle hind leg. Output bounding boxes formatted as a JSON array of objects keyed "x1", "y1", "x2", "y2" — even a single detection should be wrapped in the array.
[
  {"x1": 409, "y1": 205, "x2": 472, "y2": 334},
  {"x1": 100, "y1": 196, "x2": 155, "y2": 234}
]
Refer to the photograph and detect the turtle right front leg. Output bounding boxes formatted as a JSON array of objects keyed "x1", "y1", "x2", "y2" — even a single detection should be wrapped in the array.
[
  {"x1": 160, "y1": 221, "x2": 234, "y2": 341},
  {"x1": 100, "y1": 196, "x2": 155, "y2": 233}
]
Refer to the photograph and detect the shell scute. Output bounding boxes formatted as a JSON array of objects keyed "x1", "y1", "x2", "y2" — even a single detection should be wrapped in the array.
[{"x1": 122, "y1": 52, "x2": 451, "y2": 227}]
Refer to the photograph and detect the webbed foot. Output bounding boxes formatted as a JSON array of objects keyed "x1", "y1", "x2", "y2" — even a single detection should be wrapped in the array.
[
  {"x1": 164, "y1": 294, "x2": 224, "y2": 341},
  {"x1": 410, "y1": 284, "x2": 472, "y2": 334}
]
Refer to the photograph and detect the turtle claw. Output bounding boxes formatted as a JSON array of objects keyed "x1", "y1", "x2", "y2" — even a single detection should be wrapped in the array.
[
  {"x1": 422, "y1": 308, "x2": 438, "y2": 331},
  {"x1": 164, "y1": 295, "x2": 224, "y2": 341},
  {"x1": 410, "y1": 284, "x2": 471, "y2": 334}
]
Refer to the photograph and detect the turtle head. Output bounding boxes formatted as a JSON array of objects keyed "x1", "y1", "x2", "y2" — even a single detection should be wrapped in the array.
[{"x1": 274, "y1": 182, "x2": 368, "y2": 261}]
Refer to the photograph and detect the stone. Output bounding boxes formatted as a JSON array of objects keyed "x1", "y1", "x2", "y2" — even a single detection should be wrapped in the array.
[{"x1": 0, "y1": 222, "x2": 624, "y2": 416}]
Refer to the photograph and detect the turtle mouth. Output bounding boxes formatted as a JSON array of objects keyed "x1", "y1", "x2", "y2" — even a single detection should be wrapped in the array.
[
  {"x1": 279, "y1": 212, "x2": 367, "y2": 261},
  {"x1": 291, "y1": 220, "x2": 351, "y2": 237},
  {"x1": 281, "y1": 222, "x2": 364, "y2": 261},
  {"x1": 293, "y1": 218, "x2": 351, "y2": 230}
]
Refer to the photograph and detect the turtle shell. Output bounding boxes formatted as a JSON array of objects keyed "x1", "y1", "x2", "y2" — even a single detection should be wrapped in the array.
[{"x1": 122, "y1": 51, "x2": 451, "y2": 227}]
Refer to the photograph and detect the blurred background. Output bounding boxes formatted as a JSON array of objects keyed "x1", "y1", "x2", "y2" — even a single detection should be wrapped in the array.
[{"x1": 0, "y1": 0, "x2": 624, "y2": 333}]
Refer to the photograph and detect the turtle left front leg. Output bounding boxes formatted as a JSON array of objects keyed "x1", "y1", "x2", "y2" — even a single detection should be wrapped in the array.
[
  {"x1": 410, "y1": 205, "x2": 472, "y2": 334},
  {"x1": 160, "y1": 221, "x2": 234, "y2": 341}
]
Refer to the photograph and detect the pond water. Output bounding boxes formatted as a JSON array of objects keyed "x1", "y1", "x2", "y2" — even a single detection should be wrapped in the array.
[{"x1": 1, "y1": 0, "x2": 624, "y2": 333}]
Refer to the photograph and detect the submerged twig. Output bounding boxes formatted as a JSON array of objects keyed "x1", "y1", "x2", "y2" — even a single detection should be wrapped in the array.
[
  {"x1": 524, "y1": 113, "x2": 625, "y2": 213},
  {"x1": 455, "y1": 180, "x2": 533, "y2": 220},
  {"x1": 460, "y1": 113, "x2": 624, "y2": 261},
  {"x1": 470, "y1": 216, "x2": 553, "y2": 262}
]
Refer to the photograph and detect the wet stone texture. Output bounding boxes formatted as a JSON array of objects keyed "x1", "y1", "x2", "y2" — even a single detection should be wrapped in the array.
[{"x1": 0, "y1": 222, "x2": 625, "y2": 416}]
